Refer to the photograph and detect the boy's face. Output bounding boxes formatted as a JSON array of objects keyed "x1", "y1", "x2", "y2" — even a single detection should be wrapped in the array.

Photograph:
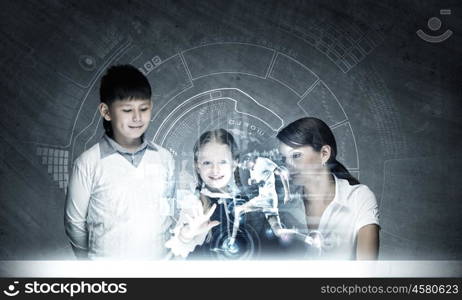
[{"x1": 100, "y1": 98, "x2": 152, "y2": 145}]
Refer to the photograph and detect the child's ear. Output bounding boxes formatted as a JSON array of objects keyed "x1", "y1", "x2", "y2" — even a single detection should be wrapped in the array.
[{"x1": 98, "y1": 103, "x2": 111, "y2": 121}]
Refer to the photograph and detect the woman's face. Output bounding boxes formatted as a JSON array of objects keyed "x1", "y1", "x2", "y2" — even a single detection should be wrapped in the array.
[
  {"x1": 196, "y1": 142, "x2": 236, "y2": 191},
  {"x1": 278, "y1": 143, "x2": 324, "y2": 185}
]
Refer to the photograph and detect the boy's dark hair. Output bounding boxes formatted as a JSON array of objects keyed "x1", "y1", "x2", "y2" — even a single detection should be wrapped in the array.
[{"x1": 99, "y1": 64, "x2": 151, "y2": 136}]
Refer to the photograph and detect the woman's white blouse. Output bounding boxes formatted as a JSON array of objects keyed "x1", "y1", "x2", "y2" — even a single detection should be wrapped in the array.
[{"x1": 317, "y1": 175, "x2": 380, "y2": 259}]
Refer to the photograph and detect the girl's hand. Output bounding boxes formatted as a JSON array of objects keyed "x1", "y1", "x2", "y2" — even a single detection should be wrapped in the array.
[{"x1": 179, "y1": 204, "x2": 220, "y2": 241}]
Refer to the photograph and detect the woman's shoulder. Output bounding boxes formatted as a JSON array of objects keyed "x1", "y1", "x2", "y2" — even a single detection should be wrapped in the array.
[{"x1": 336, "y1": 177, "x2": 376, "y2": 208}]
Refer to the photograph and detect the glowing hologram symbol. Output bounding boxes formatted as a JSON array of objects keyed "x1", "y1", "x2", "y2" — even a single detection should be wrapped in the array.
[
  {"x1": 209, "y1": 224, "x2": 260, "y2": 260},
  {"x1": 268, "y1": 52, "x2": 319, "y2": 97},
  {"x1": 417, "y1": 10, "x2": 453, "y2": 43},
  {"x1": 416, "y1": 29, "x2": 452, "y2": 43},
  {"x1": 178, "y1": 51, "x2": 194, "y2": 83},
  {"x1": 228, "y1": 156, "x2": 290, "y2": 246},
  {"x1": 265, "y1": 50, "x2": 278, "y2": 79},
  {"x1": 297, "y1": 80, "x2": 360, "y2": 173},
  {"x1": 225, "y1": 155, "x2": 326, "y2": 257},
  {"x1": 3, "y1": 281, "x2": 19, "y2": 297},
  {"x1": 36, "y1": 147, "x2": 69, "y2": 191},
  {"x1": 153, "y1": 88, "x2": 284, "y2": 145},
  {"x1": 61, "y1": 42, "x2": 360, "y2": 207},
  {"x1": 276, "y1": 228, "x2": 324, "y2": 256},
  {"x1": 181, "y1": 42, "x2": 276, "y2": 80}
]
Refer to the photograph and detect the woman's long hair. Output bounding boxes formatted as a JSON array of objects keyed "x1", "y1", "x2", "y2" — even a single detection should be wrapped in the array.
[
  {"x1": 276, "y1": 117, "x2": 359, "y2": 185},
  {"x1": 193, "y1": 129, "x2": 242, "y2": 208}
]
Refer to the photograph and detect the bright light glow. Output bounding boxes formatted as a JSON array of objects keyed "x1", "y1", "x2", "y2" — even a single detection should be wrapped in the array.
[{"x1": 1, "y1": 260, "x2": 461, "y2": 278}]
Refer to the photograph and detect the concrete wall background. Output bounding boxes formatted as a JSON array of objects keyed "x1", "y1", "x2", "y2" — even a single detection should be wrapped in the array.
[{"x1": 0, "y1": 0, "x2": 461, "y2": 260}]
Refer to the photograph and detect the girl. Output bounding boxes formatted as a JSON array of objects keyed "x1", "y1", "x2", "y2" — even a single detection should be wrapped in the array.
[
  {"x1": 277, "y1": 117, "x2": 380, "y2": 260},
  {"x1": 166, "y1": 129, "x2": 251, "y2": 258}
]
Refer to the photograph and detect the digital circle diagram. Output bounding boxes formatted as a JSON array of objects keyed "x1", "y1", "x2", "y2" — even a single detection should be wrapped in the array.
[
  {"x1": 143, "y1": 42, "x2": 360, "y2": 182},
  {"x1": 58, "y1": 42, "x2": 362, "y2": 260},
  {"x1": 67, "y1": 42, "x2": 360, "y2": 192}
]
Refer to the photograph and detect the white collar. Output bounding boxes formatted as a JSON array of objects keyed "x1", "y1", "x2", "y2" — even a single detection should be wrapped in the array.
[{"x1": 199, "y1": 183, "x2": 239, "y2": 199}]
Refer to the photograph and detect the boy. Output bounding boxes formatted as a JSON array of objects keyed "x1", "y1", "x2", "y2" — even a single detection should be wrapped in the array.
[{"x1": 64, "y1": 65, "x2": 176, "y2": 260}]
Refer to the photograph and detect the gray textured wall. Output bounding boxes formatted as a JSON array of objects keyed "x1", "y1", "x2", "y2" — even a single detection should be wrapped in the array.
[{"x1": 0, "y1": 0, "x2": 461, "y2": 260}]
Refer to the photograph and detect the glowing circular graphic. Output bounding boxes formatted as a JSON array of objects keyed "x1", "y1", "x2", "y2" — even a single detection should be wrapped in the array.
[
  {"x1": 209, "y1": 225, "x2": 260, "y2": 260},
  {"x1": 428, "y1": 17, "x2": 442, "y2": 31},
  {"x1": 226, "y1": 197, "x2": 248, "y2": 214},
  {"x1": 70, "y1": 42, "x2": 360, "y2": 186},
  {"x1": 68, "y1": 42, "x2": 363, "y2": 260},
  {"x1": 143, "y1": 43, "x2": 360, "y2": 191},
  {"x1": 78, "y1": 55, "x2": 97, "y2": 71}
]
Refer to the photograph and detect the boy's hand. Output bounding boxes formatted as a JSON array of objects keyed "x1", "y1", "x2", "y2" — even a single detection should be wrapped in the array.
[{"x1": 179, "y1": 204, "x2": 220, "y2": 242}]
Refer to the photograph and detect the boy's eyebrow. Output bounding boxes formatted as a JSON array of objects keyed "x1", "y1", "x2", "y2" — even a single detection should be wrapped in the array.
[{"x1": 118, "y1": 101, "x2": 151, "y2": 107}]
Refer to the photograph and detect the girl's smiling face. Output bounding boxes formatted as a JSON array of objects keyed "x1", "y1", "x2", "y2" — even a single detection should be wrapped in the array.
[{"x1": 196, "y1": 142, "x2": 236, "y2": 191}]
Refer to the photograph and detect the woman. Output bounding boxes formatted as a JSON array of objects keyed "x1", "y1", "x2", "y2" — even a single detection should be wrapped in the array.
[{"x1": 276, "y1": 117, "x2": 380, "y2": 260}]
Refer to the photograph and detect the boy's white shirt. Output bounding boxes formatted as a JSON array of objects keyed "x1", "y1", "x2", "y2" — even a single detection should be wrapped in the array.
[{"x1": 64, "y1": 138, "x2": 176, "y2": 260}]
